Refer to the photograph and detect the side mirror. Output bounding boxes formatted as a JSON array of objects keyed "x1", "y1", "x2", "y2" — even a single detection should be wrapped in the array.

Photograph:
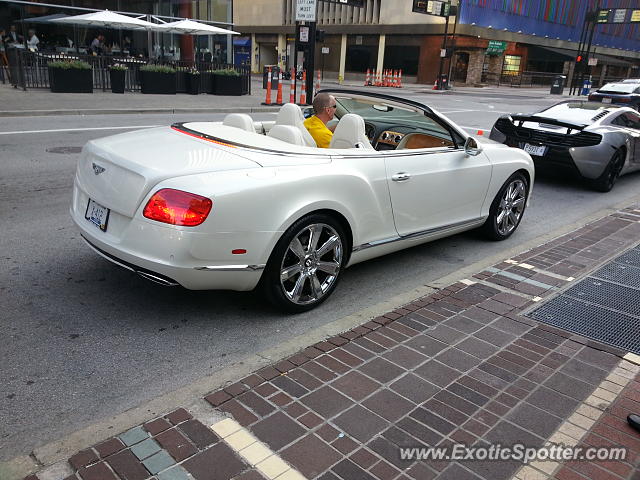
[{"x1": 464, "y1": 136, "x2": 483, "y2": 156}]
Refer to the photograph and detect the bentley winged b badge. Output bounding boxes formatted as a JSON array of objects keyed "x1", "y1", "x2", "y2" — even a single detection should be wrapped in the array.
[{"x1": 92, "y1": 163, "x2": 106, "y2": 175}]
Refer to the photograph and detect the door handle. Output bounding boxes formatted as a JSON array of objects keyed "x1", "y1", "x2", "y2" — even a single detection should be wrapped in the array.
[{"x1": 392, "y1": 172, "x2": 411, "y2": 182}]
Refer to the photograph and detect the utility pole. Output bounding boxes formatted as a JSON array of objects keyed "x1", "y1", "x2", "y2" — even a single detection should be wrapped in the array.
[{"x1": 446, "y1": 3, "x2": 460, "y2": 88}]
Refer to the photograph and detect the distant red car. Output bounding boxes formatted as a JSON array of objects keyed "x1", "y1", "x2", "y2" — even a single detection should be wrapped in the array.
[{"x1": 588, "y1": 82, "x2": 640, "y2": 111}]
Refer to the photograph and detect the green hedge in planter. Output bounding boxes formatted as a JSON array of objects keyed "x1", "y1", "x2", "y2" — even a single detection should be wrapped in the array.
[
  {"x1": 48, "y1": 60, "x2": 93, "y2": 93},
  {"x1": 140, "y1": 65, "x2": 176, "y2": 94}
]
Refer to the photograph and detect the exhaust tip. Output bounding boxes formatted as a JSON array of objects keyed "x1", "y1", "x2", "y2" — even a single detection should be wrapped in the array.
[{"x1": 136, "y1": 271, "x2": 179, "y2": 287}]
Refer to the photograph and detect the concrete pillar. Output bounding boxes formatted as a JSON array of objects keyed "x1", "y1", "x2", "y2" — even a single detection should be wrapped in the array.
[
  {"x1": 338, "y1": 34, "x2": 347, "y2": 84},
  {"x1": 277, "y1": 34, "x2": 286, "y2": 71},
  {"x1": 599, "y1": 64, "x2": 607, "y2": 88},
  {"x1": 251, "y1": 33, "x2": 259, "y2": 74},
  {"x1": 376, "y1": 34, "x2": 386, "y2": 77}
]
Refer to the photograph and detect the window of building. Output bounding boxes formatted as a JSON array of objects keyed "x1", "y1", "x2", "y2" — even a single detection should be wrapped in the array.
[{"x1": 502, "y1": 55, "x2": 521, "y2": 76}]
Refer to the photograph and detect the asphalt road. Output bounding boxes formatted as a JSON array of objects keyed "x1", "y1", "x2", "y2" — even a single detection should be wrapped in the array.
[{"x1": 2, "y1": 93, "x2": 640, "y2": 461}]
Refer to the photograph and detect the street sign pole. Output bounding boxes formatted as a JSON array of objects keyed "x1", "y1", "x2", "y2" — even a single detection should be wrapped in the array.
[{"x1": 295, "y1": 0, "x2": 317, "y2": 103}]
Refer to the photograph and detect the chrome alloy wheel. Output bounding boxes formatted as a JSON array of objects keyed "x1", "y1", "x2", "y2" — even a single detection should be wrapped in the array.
[
  {"x1": 496, "y1": 179, "x2": 526, "y2": 236},
  {"x1": 279, "y1": 223, "x2": 344, "y2": 305}
]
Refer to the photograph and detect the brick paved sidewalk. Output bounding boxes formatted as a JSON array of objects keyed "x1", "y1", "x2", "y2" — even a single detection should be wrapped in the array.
[{"x1": 21, "y1": 204, "x2": 640, "y2": 480}]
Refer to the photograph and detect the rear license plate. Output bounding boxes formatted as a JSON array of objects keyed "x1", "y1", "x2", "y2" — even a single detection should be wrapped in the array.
[
  {"x1": 85, "y1": 199, "x2": 110, "y2": 232},
  {"x1": 602, "y1": 97, "x2": 612, "y2": 103},
  {"x1": 523, "y1": 143, "x2": 547, "y2": 156}
]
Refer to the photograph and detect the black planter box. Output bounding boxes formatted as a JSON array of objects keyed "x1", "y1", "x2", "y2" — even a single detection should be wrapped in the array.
[
  {"x1": 110, "y1": 70, "x2": 126, "y2": 94},
  {"x1": 140, "y1": 71, "x2": 176, "y2": 94},
  {"x1": 187, "y1": 74, "x2": 200, "y2": 95},
  {"x1": 49, "y1": 68, "x2": 93, "y2": 93},
  {"x1": 213, "y1": 74, "x2": 245, "y2": 96}
]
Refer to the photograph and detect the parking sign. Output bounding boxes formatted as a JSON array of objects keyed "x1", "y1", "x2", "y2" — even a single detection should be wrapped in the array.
[{"x1": 296, "y1": 0, "x2": 317, "y2": 21}]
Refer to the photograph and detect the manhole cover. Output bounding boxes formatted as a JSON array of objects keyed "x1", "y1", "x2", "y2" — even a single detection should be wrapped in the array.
[
  {"x1": 527, "y1": 244, "x2": 640, "y2": 354},
  {"x1": 46, "y1": 146, "x2": 82, "y2": 154}
]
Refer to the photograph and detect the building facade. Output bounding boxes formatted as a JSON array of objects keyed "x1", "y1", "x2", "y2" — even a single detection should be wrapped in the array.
[
  {"x1": 235, "y1": 0, "x2": 640, "y2": 86},
  {"x1": 0, "y1": 0, "x2": 233, "y2": 62}
]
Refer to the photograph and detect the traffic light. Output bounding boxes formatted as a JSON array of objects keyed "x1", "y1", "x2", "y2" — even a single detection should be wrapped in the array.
[{"x1": 576, "y1": 55, "x2": 583, "y2": 63}]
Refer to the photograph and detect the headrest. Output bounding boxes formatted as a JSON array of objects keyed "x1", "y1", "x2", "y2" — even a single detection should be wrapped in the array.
[
  {"x1": 275, "y1": 103, "x2": 316, "y2": 147},
  {"x1": 329, "y1": 113, "x2": 374, "y2": 150},
  {"x1": 223, "y1": 113, "x2": 255, "y2": 133},
  {"x1": 267, "y1": 125, "x2": 306, "y2": 146}
]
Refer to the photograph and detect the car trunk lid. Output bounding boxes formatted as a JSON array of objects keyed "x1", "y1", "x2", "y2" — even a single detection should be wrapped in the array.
[{"x1": 76, "y1": 126, "x2": 261, "y2": 217}]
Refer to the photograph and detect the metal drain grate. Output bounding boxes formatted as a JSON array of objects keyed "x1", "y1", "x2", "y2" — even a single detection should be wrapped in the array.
[
  {"x1": 530, "y1": 296, "x2": 640, "y2": 354},
  {"x1": 592, "y1": 263, "x2": 640, "y2": 290},
  {"x1": 614, "y1": 248, "x2": 640, "y2": 268},
  {"x1": 563, "y1": 278, "x2": 640, "y2": 318},
  {"x1": 528, "y1": 243, "x2": 640, "y2": 355}
]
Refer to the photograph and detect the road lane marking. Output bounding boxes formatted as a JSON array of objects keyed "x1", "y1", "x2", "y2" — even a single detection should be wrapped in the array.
[{"x1": 0, "y1": 125, "x2": 161, "y2": 135}]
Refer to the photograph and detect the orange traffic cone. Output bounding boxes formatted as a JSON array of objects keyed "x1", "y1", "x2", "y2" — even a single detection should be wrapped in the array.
[
  {"x1": 275, "y1": 70, "x2": 283, "y2": 105},
  {"x1": 374, "y1": 70, "x2": 381, "y2": 86},
  {"x1": 289, "y1": 68, "x2": 296, "y2": 104},
  {"x1": 364, "y1": 69, "x2": 371, "y2": 86},
  {"x1": 299, "y1": 69, "x2": 307, "y2": 105},
  {"x1": 397, "y1": 69, "x2": 403, "y2": 88},
  {"x1": 392, "y1": 70, "x2": 398, "y2": 87},
  {"x1": 432, "y1": 78, "x2": 438, "y2": 90},
  {"x1": 383, "y1": 70, "x2": 388, "y2": 87},
  {"x1": 262, "y1": 66, "x2": 272, "y2": 105}
]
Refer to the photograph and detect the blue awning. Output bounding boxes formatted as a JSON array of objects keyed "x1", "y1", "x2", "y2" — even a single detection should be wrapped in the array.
[{"x1": 233, "y1": 37, "x2": 250, "y2": 47}]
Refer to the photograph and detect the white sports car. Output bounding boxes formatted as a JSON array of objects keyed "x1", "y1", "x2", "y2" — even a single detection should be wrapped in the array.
[{"x1": 71, "y1": 89, "x2": 534, "y2": 311}]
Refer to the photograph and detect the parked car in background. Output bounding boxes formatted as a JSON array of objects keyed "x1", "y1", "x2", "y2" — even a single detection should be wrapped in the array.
[
  {"x1": 621, "y1": 78, "x2": 640, "y2": 84},
  {"x1": 71, "y1": 90, "x2": 534, "y2": 312},
  {"x1": 588, "y1": 82, "x2": 640, "y2": 110},
  {"x1": 490, "y1": 101, "x2": 640, "y2": 192}
]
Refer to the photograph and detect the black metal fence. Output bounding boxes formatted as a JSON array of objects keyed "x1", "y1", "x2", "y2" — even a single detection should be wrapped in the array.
[
  {"x1": 481, "y1": 71, "x2": 560, "y2": 88},
  {"x1": 5, "y1": 48, "x2": 251, "y2": 95}
]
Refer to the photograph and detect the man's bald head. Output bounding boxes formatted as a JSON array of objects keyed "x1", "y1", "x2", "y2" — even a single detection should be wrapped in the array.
[{"x1": 312, "y1": 93, "x2": 335, "y2": 115}]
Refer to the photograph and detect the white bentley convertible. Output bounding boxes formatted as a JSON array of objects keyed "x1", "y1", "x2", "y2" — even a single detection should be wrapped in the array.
[{"x1": 71, "y1": 90, "x2": 534, "y2": 311}]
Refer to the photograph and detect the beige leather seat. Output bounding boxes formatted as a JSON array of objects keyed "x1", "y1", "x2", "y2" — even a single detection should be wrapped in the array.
[
  {"x1": 267, "y1": 125, "x2": 306, "y2": 146},
  {"x1": 275, "y1": 103, "x2": 316, "y2": 147},
  {"x1": 329, "y1": 113, "x2": 374, "y2": 149},
  {"x1": 222, "y1": 113, "x2": 255, "y2": 133}
]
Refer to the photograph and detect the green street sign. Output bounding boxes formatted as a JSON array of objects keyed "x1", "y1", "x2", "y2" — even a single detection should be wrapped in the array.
[
  {"x1": 486, "y1": 40, "x2": 507, "y2": 55},
  {"x1": 597, "y1": 9, "x2": 610, "y2": 23}
]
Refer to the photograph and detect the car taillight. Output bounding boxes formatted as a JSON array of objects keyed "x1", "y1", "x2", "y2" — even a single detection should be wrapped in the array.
[
  {"x1": 588, "y1": 94, "x2": 595, "y2": 101},
  {"x1": 618, "y1": 97, "x2": 631, "y2": 103},
  {"x1": 143, "y1": 188, "x2": 212, "y2": 226}
]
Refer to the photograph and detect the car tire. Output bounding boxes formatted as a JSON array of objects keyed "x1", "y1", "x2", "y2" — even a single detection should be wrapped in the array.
[
  {"x1": 262, "y1": 214, "x2": 347, "y2": 313},
  {"x1": 589, "y1": 149, "x2": 625, "y2": 193},
  {"x1": 481, "y1": 172, "x2": 529, "y2": 241}
]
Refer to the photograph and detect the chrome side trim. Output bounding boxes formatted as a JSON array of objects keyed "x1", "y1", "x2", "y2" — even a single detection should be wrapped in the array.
[
  {"x1": 352, "y1": 218, "x2": 483, "y2": 252},
  {"x1": 194, "y1": 264, "x2": 266, "y2": 272}
]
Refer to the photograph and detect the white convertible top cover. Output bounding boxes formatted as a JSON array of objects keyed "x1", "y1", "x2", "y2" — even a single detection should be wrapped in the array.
[{"x1": 183, "y1": 122, "x2": 323, "y2": 155}]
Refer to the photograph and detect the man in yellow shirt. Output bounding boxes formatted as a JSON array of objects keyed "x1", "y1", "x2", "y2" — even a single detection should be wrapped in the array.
[{"x1": 304, "y1": 92, "x2": 337, "y2": 148}]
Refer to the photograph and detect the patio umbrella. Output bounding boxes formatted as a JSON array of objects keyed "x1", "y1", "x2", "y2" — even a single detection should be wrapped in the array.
[
  {"x1": 154, "y1": 19, "x2": 239, "y2": 35},
  {"x1": 51, "y1": 10, "x2": 158, "y2": 30},
  {"x1": 21, "y1": 13, "x2": 70, "y2": 24}
]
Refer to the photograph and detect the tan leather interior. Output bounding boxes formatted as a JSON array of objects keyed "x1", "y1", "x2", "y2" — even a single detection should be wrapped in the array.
[{"x1": 399, "y1": 133, "x2": 454, "y2": 149}]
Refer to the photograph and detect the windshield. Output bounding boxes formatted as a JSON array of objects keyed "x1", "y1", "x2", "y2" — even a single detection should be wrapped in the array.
[
  {"x1": 333, "y1": 95, "x2": 464, "y2": 147},
  {"x1": 598, "y1": 83, "x2": 639, "y2": 94}
]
